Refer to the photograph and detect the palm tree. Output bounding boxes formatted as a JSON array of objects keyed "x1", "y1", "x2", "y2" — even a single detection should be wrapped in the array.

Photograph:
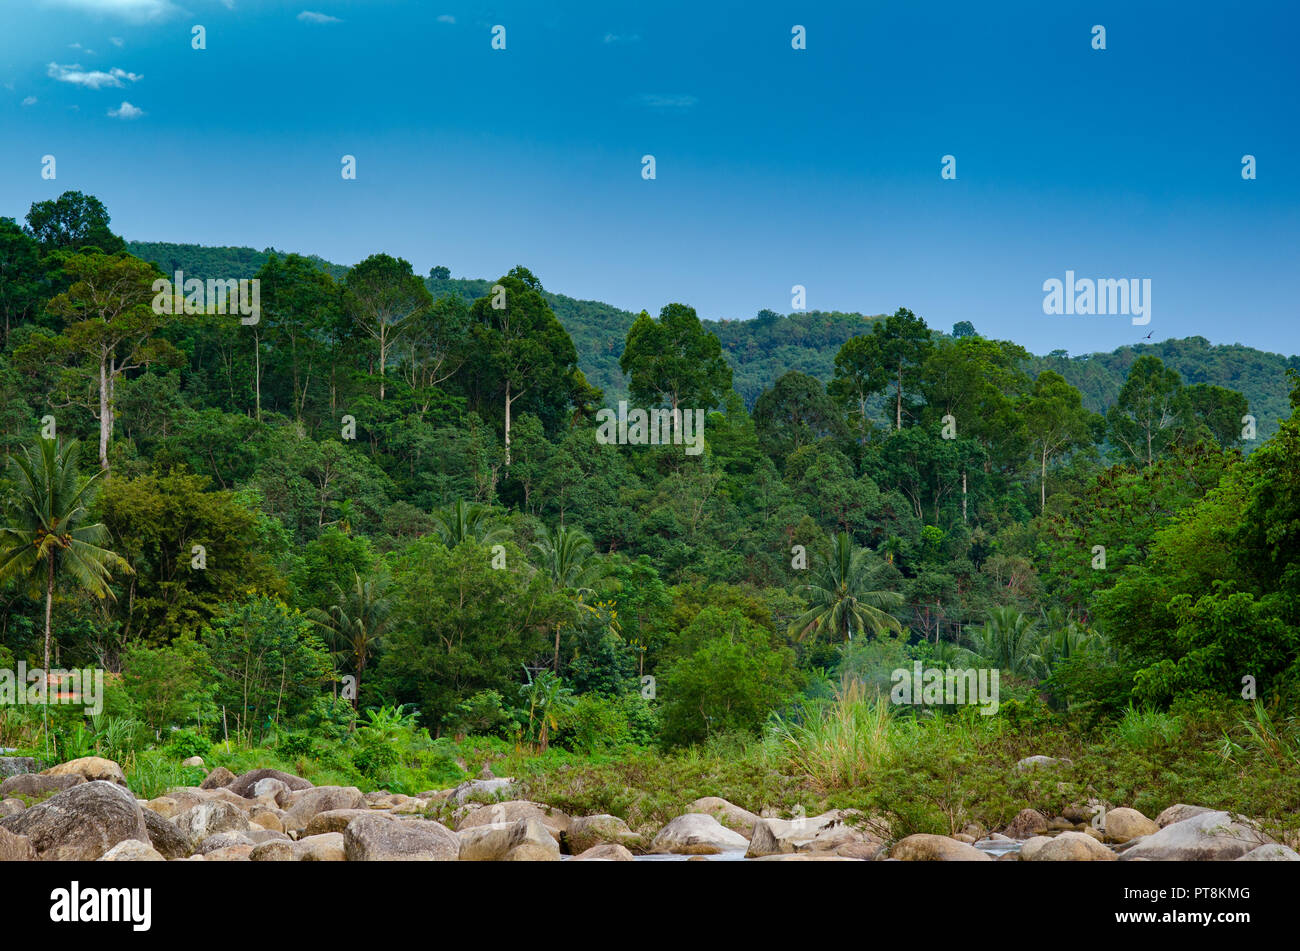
[
  {"x1": 519, "y1": 669, "x2": 574, "y2": 753},
  {"x1": 307, "y1": 569, "x2": 392, "y2": 711},
  {"x1": 963, "y1": 607, "x2": 1045, "y2": 678},
  {"x1": 790, "y1": 532, "x2": 903, "y2": 643},
  {"x1": 0, "y1": 439, "x2": 130, "y2": 732},
  {"x1": 431, "y1": 499, "x2": 508, "y2": 548},
  {"x1": 531, "y1": 523, "x2": 606, "y2": 670}
]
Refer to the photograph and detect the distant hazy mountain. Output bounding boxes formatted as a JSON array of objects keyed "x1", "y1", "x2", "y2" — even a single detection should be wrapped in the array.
[{"x1": 128, "y1": 241, "x2": 1298, "y2": 441}]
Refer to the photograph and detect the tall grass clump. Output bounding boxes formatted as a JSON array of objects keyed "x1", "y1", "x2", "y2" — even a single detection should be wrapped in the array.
[
  {"x1": 769, "y1": 678, "x2": 894, "y2": 790},
  {"x1": 1115, "y1": 704, "x2": 1182, "y2": 750}
]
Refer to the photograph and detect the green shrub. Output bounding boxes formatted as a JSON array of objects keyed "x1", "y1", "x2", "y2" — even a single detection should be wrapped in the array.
[{"x1": 165, "y1": 727, "x2": 212, "y2": 760}]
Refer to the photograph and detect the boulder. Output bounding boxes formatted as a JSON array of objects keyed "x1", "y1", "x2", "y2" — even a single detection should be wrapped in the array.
[
  {"x1": 459, "y1": 818, "x2": 561, "y2": 861},
  {"x1": 1026, "y1": 830, "x2": 1117, "y2": 861},
  {"x1": 284, "y1": 786, "x2": 365, "y2": 832},
  {"x1": 456, "y1": 800, "x2": 570, "y2": 838},
  {"x1": 146, "y1": 796, "x2": 182, "y2": 819},
  {"x1": 1019, "y1": 836, "x2": 1052, "y2": 861},
  {"x1": 0, "y1": 827, "x2": 36, "y2": 861},
  {"x1": 174, "y1": 800, "x2": 251, "y2": 850},
  {"x1": 344, "y1": 814, "x2": 460, "y2": 861},
  {"x1": 98, "y1": 839, "x2": 165, "y2": 862},
  {"x1": 203, "y1": 844, "x2": 253, "y2": 861},
  {"x1": 570, "y1": 843, "x2": 635, "y2": 861},
  {"x1": 0, "y1": 798, "x2": 23, "y2": 817},
  {"x1": 296, "y1": 832, "x2": 346, "y2": 861},
  {"x1": 651, "y1": 813, "x2": 749, "y2": 855},
  {"x1": 0, "y1": 780, "x2": 148, "y2": 860},
  {"x1": 1154, "y1": 803, "x2": 1216, "y2": 828},
  {"x1": 1236, "y1": 844, "x2": 1300, "y2": 861},
  {"x1": 181, "y1": 756, "x2": 204, "y2": 768},
  {"x1": 203, "y1": 787, "x2": 254, "y2": 811},
  {"x1": 1063, "y1": 798, "x2": 1107, "y2": 824},
  {"x1": 686, "y1": 797, "x2": 760, "y2": 837},
  {"x1": 157, "y1": 788, "x2": 206, "y2": 815},
  {"x1": 746, "y1": 814, "x2": 840, "y2": 857},
  {"x1": 247, "y1": 829, "x2": 290, "y2": 844},
  {"x1": 226, "y1": 768, "x2": 311, "y2": 799},
  {"x1": 250, "y1": 840, "x2": 298, "y2": 862},
  {"x1": 565, "y1": 814, "x2": 644, "y2": 854},
  {"x1": 197, "y1": 830, "x2": 255, "y2": 854},
  {"x1": 1104, "y1": 807, "x2": 1159, "y2": 843},
  {"x1": 450, "y1": 777, "x2": 517, "y2": 804},
  {"x1": 250, "y1": 778, "x2": 292, "y2": 807},
  {"x1": 142, "y1": 808, "x2": 190, "y2": 859},
  {"x1": 304, "y1": 808, "x2": 373, "y2": 837},
  {"x1": 890, "y1": 834, "x2": 993, "y2": 861},
  {"x1": 1004, "y1": 808, "x2": 1049, "y2": 839},
  {"x1": 390, "y1": 798, "x2": 431, "y2": 815},
  {"x1": 0, "y1": 773, "x2": 84, "y2": 799},
  {"x1": 1120, "y1": 811, "x2": 1272, "y2": 861},
  {"x1": 1014, "y1": 755, "x2": 1069, "y2": 772},
  {"x1": 0, "y1": 757, "x2": 37, "y2": 779},
  {"x1": 44, "y1": 756, "x2": 127, "y2": 787},
  {"x1": 249, "y1": 807, "x2": 285, "y2": 833},
  {"x1": 199, "y1": 766, "x2": 236, "y2": 790}
]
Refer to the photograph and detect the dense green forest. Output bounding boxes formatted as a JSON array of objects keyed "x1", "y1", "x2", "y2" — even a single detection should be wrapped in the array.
[{"x1": 0, "y1": 192, "x2": 1296, "y2": 834}]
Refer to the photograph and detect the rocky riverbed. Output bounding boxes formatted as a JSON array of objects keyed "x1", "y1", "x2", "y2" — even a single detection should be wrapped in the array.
[{"x1": 0, "y1": 755, "x2": 1296, "y2": 862}]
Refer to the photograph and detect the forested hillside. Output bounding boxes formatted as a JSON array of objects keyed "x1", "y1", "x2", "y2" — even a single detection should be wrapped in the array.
[
  {"x1": 0, "y1": 194, "x2": 1293, "y2": 840},
  {"x1": 127, "y1": 241, "x2": 1295, "y2": 439}
]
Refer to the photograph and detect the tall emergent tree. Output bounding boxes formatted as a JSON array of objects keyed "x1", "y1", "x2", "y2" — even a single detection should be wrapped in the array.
[
  {"x1": 1106, "y1": 355, "x2": 1187, "y2": 467},
  {"x1": 345, "y1": 253, "x2": 432, "y2": 401},
  {"x1": 1023, "y1": 370, "x2": 1098, "y2": 511},
  {"x1": 468, "y1": 267, "x2": 580, "y2": 463},
  {"x1": 620, "y1": 302, "x2": 733, "y2": 426},
  {"x1": 38, "y1": 252, "x2": 183, "y2": 471}
]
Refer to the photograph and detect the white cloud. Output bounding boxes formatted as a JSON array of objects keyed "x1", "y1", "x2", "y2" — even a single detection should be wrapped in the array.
[
  {"x1": 22, "y1": 96, "x2": 38, "y2": 106},
  {"x1": 603, "y1": 33, "x2": 640, "y2": 44},
  {"x1": 110, "y1": 36, "x2": 124, "y2": 46},
  {"x1": 636, "y1": 93, "x2": 697, "y2": 110},
  {"x1": 436, "y1": 14, "x2": 455, "y2": 24},
  {"x1": 297, "y1": 11, "x2": 341, "y2": 23},
  {"x1": 40, "y1": 0, "x2": 178, "y2": 22},
  {"x1": 47, "y1": 62, "x2": 142, "y2": 89},
  {"x1": 108, "y1": 100, "x2": 143, "y2": 118}
]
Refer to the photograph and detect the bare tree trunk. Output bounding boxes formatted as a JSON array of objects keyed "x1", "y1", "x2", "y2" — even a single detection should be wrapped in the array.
[{"x1": 99, "y1": 355, "x2": 112, "y2": 471}]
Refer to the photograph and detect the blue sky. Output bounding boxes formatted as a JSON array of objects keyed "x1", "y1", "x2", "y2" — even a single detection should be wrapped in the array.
[{"x1": 1, "y1": 0, "x2": 1296, "y2": 357}]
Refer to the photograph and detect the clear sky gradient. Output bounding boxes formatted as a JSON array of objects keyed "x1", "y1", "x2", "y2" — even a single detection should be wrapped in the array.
[{"x1": 1, "y1": 0, "x2": 1296, "y2": 356}]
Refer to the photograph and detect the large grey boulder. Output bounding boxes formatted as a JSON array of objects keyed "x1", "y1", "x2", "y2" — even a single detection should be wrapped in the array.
[
  {"x1": 142, "y1": 807, "x2": 190, "y2": 859},
  {"x1": 344, "y1": 814, "x2": 460, "y2": 861},
  {"x1": 1025, "y1": 831, "x2": 1117, "y2": 861},
  {"x1": 686, "y1": 797, "x2": 760, "y2": 838},
  {"x1": 284, "y1": 786, "x2": 365, "y2": 832},
  {"x1": 456, "y1": 800, "x2": 569, "y2": 839},
  {"x1": 1154, "y1": 803, "x2": 1216, "y2": 827},
  {"x1": 890, "y1": 834, "x2": 992, "y2": 862},
  {"x1": 450, "y1": 777, "x2": 517, "y2": 804},
  {"x1": 458, "y1": 817, "x2": 561, "y2": 861},
  {"x1": 44, "y1": 756, "x2": 128, "y2": 787},
  {"x1": 174, "y1": 799, "x2": 251, "y2": 850},
  {"x1": 227, "y1": 768, "x2": 311, "y2": 799},
  {"x1": 651, "y1": 813, "x2": 748, "y2": 855},
  {"x1": 1120, "y1": 811, "x2": 1272, "y2": 861},
  {"x1": 98, "y1": 839, "x2": 165, "y2": 862},
  {"x1": 0, "y1": 773, "x2": 83, "y2": 798},
  {"x1": 0, "y1": 780, "x2": 148, "y2": 860},
  {"x1": 565, "y1": 814, "x2": 644, "y2": 854}
]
